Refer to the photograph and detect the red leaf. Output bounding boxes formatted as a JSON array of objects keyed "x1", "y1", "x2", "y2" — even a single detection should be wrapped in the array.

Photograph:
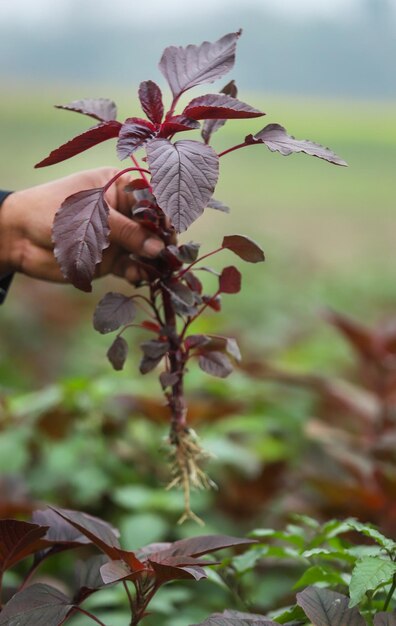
[
  {"x1": 202, "y1": 80, "x2": 238, "y2": 144},
  {"x1": 107, "y1": 336, "x2": 128, "y2": 371},
  {"x1": 35, "y1": 121, "x2": 121, "y2": 168},
  {"x1": 199, "y1": 352, "x2": 233, "y2": 378},
  {"x1": 52, "y1": 188, "x2": 110, "y2": 292},
  {"x1": 116, "y1": 117, "x2": 157, "y2": 160},
  {"x1": 185, "y1": 271, "x2": 203, "y2": 294},
  {"x1": 93, "y1": 292, "x2": 136, "y2": 334},
  {"x1": 55, "y1": 98, "x2": 118, "y2": 122},
  {"x1": 246, "y1": 123, "x2": 348, "y2": 166},
  {"x1": 138, "y1": 80, "x2": 164, "y2": 124},
  {"x1": 222, "y1": 235, "x2": 265, "y2": 263},
  {"x1": 159, "y1": 30, "x2": 241, "y2": 98},
  {"x1": 159, "y1": 115, "x2": 200, "y2": 137},
  {"x1": 141, "y1": 320, "x2": 161, "y2": 333},
  {"x1": 0, "y1": 520, "x2": 48, "y2": 574},
  {"x1": 324, "y1": 309, "x2": 380, "y2": 361},
  {"x1": 184, "y1": 94, "x2": 264, "y2": 120},
  {"x1": 147, "y1": 138, "x2": 219, "y2": 232},
  {"x1": 203, "y1": 294, "x2": 222, "y2": 312},
  {"x1": 219, "y1": 266, "x2": 242, "y2": 294},
  {"x1": 0, "y1": 583, "x2": 73, "y2": 626}
]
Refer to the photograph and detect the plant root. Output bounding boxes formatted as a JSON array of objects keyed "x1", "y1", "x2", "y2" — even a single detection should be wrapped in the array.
[{"x1": 166, "y1": 428, "x2": 216, "y2": 526}]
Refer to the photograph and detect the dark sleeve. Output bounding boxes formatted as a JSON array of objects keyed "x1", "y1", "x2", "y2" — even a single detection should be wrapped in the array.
[{"x1": 0, "y1": 191, "x2": 14, "y2": 304}]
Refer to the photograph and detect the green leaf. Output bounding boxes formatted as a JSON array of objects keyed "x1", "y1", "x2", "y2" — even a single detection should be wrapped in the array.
[
  {"x1": 349, "y1": 557, "x2": 396, "y2": 607},
  {"x1": 268, "y1": 605, "x2": 305, "y2": 624},
  {"x1": 293, "y1": 565, "x2": 347, "y2": 590},
  {"x1": 347, "y1": 521, "x2": 396, "y2": 552}
]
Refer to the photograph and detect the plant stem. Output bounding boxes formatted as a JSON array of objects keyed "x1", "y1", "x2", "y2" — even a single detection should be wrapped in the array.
[
  {"x1": 178, "y1": 247, "x2": 224, "y2": 278},
  {"x1": 103, "y1": 167, "x2": 151, "y2": 193},
  {"x1": 181, "y1": 290, "x2": 221, "y2": 340},
  {"x1": 218, "y1": 142, "x2": 249, "y2": 158},
  {"x1": 131, "y1": 155, "x2": 150, "y2": 187},
  {"x1": 123, "y1": 580, "x2": 135, "y2": 613},
  {"x1": 161, "y1": 286, "x2": 186, "y2": 437},
  {"x1": 74, "y1": 607, "x2": 107, "y2": 626},
  {"x1": 383, "y1": 574, "x2": 396, "y2": 611},
  {"x1": 130, "y1": 584, "x2": 159, "y2": 626}
]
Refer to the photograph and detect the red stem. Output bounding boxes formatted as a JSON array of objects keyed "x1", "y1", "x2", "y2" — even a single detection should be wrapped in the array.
[
  {"x1": 178, "y1": 247, "x2": 224, "y2": 279},
  {"x1": 131, "y1": 155, "x2": 151, "y2": 188},
  {"x1": 181, "y1": 289, "x2": 221, "y2": 341},
  {"x1": 218, "y1": 142, "x2": 249, "y2": 158},
  {"x1": 103, "y1": 167, "x2": 151, "y2": 193},
  {"x1": 74, "y1": 607, "x2": 107, "y2": 626}
]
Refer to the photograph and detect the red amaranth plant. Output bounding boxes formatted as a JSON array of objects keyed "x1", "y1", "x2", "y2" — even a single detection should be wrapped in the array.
[{"x1": 35, "y1": 30, "x2": 347, "y2": 523}]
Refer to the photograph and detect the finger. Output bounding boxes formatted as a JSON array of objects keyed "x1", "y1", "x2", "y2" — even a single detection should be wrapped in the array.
[
  {"x1": 18, "y1": 245, "x2": 66, "y2": 283},
  {"x1": 108, "y1": 209, "x2": 164, "y2": 258},
  {"x1": 111, "y1": 254, "x2": 147, "y2": 284}
]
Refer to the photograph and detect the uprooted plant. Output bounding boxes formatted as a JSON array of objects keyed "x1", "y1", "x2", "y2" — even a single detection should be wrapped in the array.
[{"x1": 35, "y1": 30, "x2": 347, "y2": 523}]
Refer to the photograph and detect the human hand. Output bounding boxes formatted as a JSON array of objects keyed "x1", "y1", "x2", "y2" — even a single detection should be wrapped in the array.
[{"x1": 0, "y1": 167, "x2": 164, "y2": 283}]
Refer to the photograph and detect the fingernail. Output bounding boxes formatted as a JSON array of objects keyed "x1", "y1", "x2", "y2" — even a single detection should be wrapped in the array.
[{"x1": 142, "y1": 237, "x2": 164, "y2": 257}]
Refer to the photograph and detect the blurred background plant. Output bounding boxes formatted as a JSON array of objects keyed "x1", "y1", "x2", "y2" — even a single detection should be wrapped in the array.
[{"x1": 0, "y1": 0, "x2": 395, "y2": 623}]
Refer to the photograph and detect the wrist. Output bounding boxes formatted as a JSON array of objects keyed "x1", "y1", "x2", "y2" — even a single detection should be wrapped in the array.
[{"x1": 0, "y1": 192, "x2": 20, "y2": 275}]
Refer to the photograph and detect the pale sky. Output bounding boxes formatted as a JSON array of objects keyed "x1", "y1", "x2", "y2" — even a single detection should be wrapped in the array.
[{"x1": 0, "y1": 0, "x2": 363, "y2": 24}]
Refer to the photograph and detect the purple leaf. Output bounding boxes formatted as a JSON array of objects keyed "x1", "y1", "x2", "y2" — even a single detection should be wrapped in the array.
[
  {"x1": 296, "y1": 586, "x2": 366, "y2": 626},
  {"x1": 147, "y1": 139, "x2": 219, "y2": 232},
  {"x1": 184, "y1": 94, "x2": 264, "y2": 120},
  {"x1": 168, "y1": 282, "x2": 198, "y2": 316},
  {"x1": 141, "y1": 339, "x2": 170, "y2": 360},
  {"x1": 159, "y1": 30, "x2": 241, "y2": 99},
  {"x1": 75, "y1": 555, "x2": 108, "y2": 602},
  {"x1": 149, "y1": 559, "x2": 208, "y2": 583},
  {"x1": 200, "y1": 336, "x2": 242, "y2": 362},
  {"x1": 32, "y1": 508, "x2": 90, "y2": 546},
  {"x1": 55, "y1": 98, "x2": 118, "y2": 122},
  {"x1": 159, "y1": 371, "x2": 179, "y2": 389},
  {"x1": 207, "y1": 198, "x2": 230, "y2": 213},
  {"x1": 246, "y1": 123, "x2": 348, "y2": 166},
  {"x1": 0, "y1": 520, "x2": 48, "y2": 574},
  {"x1": 159, "y1": 115, "x2": 200, "y2": 137},
  {"x1": 138, "y1": 80, "x2": 164, "y2": 124},
  {"x1": 50, "y1": 506, "x2": 121, "y2": 559},
  {"x1": 157, "y1": 535, "x2": 255, "y2": 558},
  {"x1": 185, "y1": 334, "x2": 211, "y2": 350},
  {"x1": 192, "y1": 611, "x2": 274, "y2": 625},
  {"x1": 35, "y1": 121, "x2": 121, "y2": 168},
  {"x1": 202, "y1": 80, "x2": 238, "y2": 144},
  {"x1": 52, "y1": 188, "x2": 110, "y2": 292},
  {"x1": 219, "y1": 266, "x2": 242, "y2": 294},
  {"x1": 222, "y1": 235, "x2": 265, "y2": 263},
  {"x1": 116, "y1": 117, "x2": 157, "y2": 160},
  {"x1": 178, "y1": 242, "x2": 201, "y2": 263},
  {"x1": 374, "y1": 613, "x2": 396, "y2": 626},
  {"x1": 0, "y1": 583, "x2": 73, "y2": 626},
  {"x1": 140, "y1": 340, "x2": 169, "y2": 374},
  {"x1": 100, "y1": 559, "x2": 134, "y2": 585},
  {"x1": 93, "y1": 292, "x2": 136, "y2": 334},
  {"x1": 107, "y1": 336, "x2": 128, "y2": 371},
  {"x1": 199, "y1": 351, "x2": 233, "y2": 378}
]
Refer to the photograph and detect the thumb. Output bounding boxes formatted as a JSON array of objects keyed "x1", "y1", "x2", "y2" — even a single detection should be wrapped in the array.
[{"x1": 108, "y1": 209, "x2": 164, "y2": 258}]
